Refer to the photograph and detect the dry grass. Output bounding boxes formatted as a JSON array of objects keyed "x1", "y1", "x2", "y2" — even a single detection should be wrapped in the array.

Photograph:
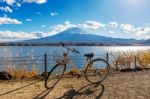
[
  {"x1": 115, "y1": 50, "x2": 150, "y2": 69},
  {"x1": 65, "y1": 69, "x2": 79, "y2": 75},
  {"x1": 5, "y1": 65, "x2": 39, "y2": 79},
  {"x1": 137, "y1": 50, "x2": 150, "y2": 68},
  {"x1": 115, "y1": 51, "x2": 135, "y2": 68}
]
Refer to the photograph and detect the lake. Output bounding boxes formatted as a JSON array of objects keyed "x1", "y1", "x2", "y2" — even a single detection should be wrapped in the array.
[{"x1": 0, "y1": 46, "x2": 149, "y2": 72}]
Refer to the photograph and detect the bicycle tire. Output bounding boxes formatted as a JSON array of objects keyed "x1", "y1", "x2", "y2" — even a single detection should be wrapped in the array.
[
  {"x1": 85, "y1": 58, "x2": 110, "y2": 84},
  {"x1": 45, "y1": 63, "x2": 66, "y2": 89}
]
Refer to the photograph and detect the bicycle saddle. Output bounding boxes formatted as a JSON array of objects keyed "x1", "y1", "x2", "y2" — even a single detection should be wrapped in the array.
[{"x1": 84, "y1": 53, "x2": 94, "y2": 58}]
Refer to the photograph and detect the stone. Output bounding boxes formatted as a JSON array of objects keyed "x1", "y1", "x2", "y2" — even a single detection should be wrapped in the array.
[{"x1": 0, "y1": 71, "x2": 12, "y2": 80}]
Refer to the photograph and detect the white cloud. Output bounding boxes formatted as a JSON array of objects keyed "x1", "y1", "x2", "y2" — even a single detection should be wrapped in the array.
[
  {"x1": 0, "y1": 31, "x2": 41, "y2": 39},
  {"x1": 41, "y1": 25, "x2": 46, "y2": 28},
  {"x1": 119, "y1": 23, "x2": 150, "y2": 39},
  {"x1": 1, "y1": 20, "x2": 149, "y2": 40},
  {"x1": 120, "y1": 24, "x2": 150, "y2": 39},
  {"x1": 50, "y1": 12, "x2": 58, "y2": 16},
  {"x1": 3, "y1": 14, "x2": 7, "y2": 18},
  {"x1": 26, "y1": 18, "x2": 32, "y2": 22},
  {"x1": 81, "y1": 21, "x2": 105, "y2": 29},
  {"x1": 3, "y1": 0, "x2": 15, "y2": 5},
  {"x1": 16, "y1": 3, "x2": 21, "y2": 7},
  {"x1": 36, "y1": 12, "x2": 41, "y2": 15},
  {"x1": 46, "y1": 21, "x2": 105, "y2": 36},
  {"x1": 64, "y1": 21, "x2": 70, "y2": 25},
  {"x1": 0, "y1": 6, "x2": 13, "y2": 13},
  {"x1": 23, "y1": 0, "x2": 47, "y2": 4},
  {"x1": 45, "y1": 21, "x2": 76, "y2": 36},
  {"x1": 1, "y1": 0, "x2": 47, "y2": 14},
  {"x1": 0, "y1": 17, "x2": 22, "y2": 25},
  {"x1": 0, "y1": 21, "x2": 76, "y2": 40},
  {"x1": 108, "y1": 22, "x2": 118, "y2": 29},
  {"x1": 109, "y1": 31, "x2": 115, "y2": 34},
  {"x1": 123, "y1": 31, "x2": 130, "y2": 34},
  {"x1": 136, "y1": 27, "x2": 150, "y2": 39},
  {"x1": 120, "y1": 24, "x2": 136, "y2": 32}
]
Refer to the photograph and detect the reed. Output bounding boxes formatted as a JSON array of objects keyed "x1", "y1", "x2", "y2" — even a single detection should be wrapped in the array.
[
  {"x1": 137, "y1": 50, "x2": 150, "y2": 68},
  {"x1": 5, "y1": 65, "x2": 39, "y2": 79},
  {"x1": 115, "y1": 50, "x2": 150, "y2": 69}
]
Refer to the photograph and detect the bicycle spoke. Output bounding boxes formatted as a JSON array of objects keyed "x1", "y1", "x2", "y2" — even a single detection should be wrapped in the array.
[
  {"x1": 85, "y1": 59, "x2": 110, "y2": 83},
  {"x1": 45, "y1": 64, "x2": 66, "y2": 89}
]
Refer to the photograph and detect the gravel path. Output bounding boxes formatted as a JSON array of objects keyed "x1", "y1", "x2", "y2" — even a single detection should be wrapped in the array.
[{"x1": 0, "y1": 70, "x2": 150, "y2": 99}]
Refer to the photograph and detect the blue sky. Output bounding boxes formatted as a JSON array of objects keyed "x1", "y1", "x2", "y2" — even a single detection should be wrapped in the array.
[{"x1": 0, "y1": 0, "x2": 150, "y2": 41}]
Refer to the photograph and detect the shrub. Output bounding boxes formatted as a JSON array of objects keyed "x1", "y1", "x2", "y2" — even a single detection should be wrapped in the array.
[
  {"x1": 5, "y1": 65, "x2": 39, "y2": 79},
  {"x1": 137, "y1": 50, "x2": 150, "y2": 68},
  {"x1": 115, "y1": 50, "x2": 150, "y2": 69},
  {"x1": 115, "y1": 51, "x2": 136, "y2": 69}
]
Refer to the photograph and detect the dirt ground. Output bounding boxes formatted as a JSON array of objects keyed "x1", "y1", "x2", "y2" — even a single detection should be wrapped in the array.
[{"x1": 0, "y1": 70, "x2": 150, "y2": 99}]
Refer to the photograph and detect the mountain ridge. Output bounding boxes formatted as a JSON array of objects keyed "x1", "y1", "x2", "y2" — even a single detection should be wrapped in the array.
[
  {"x1": 8, "y1": 27, "x2": 150, "y2": 46},
  {"x1": 23, "y1": 27, "x2": 144, "y2": 45}
]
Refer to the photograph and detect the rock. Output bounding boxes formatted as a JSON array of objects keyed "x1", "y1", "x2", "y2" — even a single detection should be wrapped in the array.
[
  {"x1": 120, "y1": 67, "x2": 143, "y2": 72},
  {"x1": 134, "y1": 67, "x2": 143, "y2": 71},
  {"x1": 0, "y1": 71, "x2": 12, "y2": 80},
  {"x1": 120, "y1": 68, "x2": 133, "y2": 72}
]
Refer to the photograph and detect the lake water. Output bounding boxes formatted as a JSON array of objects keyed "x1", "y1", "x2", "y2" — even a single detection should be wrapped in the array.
[{"x1": 0, "y1": 46, "x2": 149, "y2": 72}]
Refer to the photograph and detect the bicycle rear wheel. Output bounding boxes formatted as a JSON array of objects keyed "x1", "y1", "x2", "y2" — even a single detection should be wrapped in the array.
[
  {"x1": 45, "y1": 64, "x2": 66, "y2": 89},
  {"x1": 85, "y1": 58, "x2": 110, "y2": 84}
]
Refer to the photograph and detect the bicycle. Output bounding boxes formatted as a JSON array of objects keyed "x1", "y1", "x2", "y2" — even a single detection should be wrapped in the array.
[{"x1": 45, "y1": 42, "x2": 110, "y2": 89}]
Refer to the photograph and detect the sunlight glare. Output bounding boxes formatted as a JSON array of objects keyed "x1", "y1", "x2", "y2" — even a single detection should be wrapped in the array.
[{"x1": 117, "y1": 0, "x2": 145, "y2": 8}]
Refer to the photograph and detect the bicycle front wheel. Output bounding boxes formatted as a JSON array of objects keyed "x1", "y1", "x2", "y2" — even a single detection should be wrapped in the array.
[
  {"x1": 45, "y1": 64, "x2": 66, "y2": 89},
  {"x1": 85, "y1": 58, "x2": 110, "y2": 84}
]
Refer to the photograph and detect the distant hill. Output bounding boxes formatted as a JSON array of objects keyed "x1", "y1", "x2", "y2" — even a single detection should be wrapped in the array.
[
  {"x1": 139, "y1": 39, "x2": 150, "y2": 45},
  {"x1": 23, "y1": 27, "x2": 144, "y2": 45}
]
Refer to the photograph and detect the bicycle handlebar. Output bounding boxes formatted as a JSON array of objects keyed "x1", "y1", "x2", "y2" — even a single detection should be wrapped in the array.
[{"x1": 59, "y1": 42, "x2": 80, "y2": 54}]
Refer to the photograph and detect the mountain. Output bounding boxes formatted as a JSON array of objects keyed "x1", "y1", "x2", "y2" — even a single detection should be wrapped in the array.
[
  {"x1": 139, "y1": 39, "x2": 150, "y2": 45},
  {"x1": 23, "y1": 27, "x2": 143, "y2": 45}
]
